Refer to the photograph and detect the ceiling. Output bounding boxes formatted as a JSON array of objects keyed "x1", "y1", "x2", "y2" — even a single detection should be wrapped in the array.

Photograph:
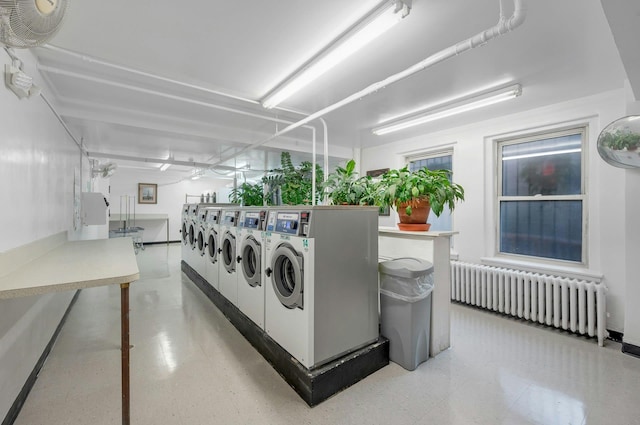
[{"x1": 28, "y1": 0, "x2": 638, "y2": 178}]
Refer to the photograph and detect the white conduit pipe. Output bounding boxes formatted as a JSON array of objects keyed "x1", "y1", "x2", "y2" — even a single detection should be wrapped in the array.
[
  {"x1": 210, "y1": 0, "x2": 527, "y2": 168},
  {"x1": 42, "y1": 46, "x2": 333, "y2": 199}
]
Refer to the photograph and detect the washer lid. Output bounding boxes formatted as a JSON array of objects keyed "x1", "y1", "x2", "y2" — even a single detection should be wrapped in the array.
[
  {"x1": 207, "y1": 230, "x2": 218, "y2": 262},
  {"x1": 378, "y1": 257, "x2": 433, "y2": 278},
  {"x1": 241, "y1": 236, "x2": 261, "y2": 287},
  {"x1": 271, "y1": 244, "x2": 303, "y2": 309},
  {"x1": 221, "y1": 232, "x2": 236, "y2": 272}
]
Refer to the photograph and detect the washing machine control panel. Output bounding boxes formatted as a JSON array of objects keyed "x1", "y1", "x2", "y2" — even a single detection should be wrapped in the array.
[
  {"x1": 267, "y1": 211, "x2": 311, "y2": 236},
  {"x1": 222, "y1": 210, "x2": 239, "y2": 226},
  {"x1": 240, "y1": 210, "x2": 266, "y2": 230},
  {"x1": 205, "y1": 209, "x2": 220, "y2": 224}
]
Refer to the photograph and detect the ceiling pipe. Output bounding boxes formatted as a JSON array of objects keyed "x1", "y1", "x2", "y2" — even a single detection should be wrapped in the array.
[
  {"x1": 40, "y1": 46, "x2": 334, "y2": 198},
  {"x1": 87, "y1": 151, "x2": 260, "y2": 172},
  {"x1": 209, "y1": 0, "x2": 527, "y2": 167},
  {"x1": 42, "y1": 45, "x2": 262, "y2": 106}
]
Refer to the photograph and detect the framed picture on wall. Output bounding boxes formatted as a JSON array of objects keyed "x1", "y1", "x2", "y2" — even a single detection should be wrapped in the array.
[
  {"x1": 366, "y1": 168, "x2": 390, "y2": 216},
  {"x1": 138, "y1": 183, "x2": 157, "y2": 204}
]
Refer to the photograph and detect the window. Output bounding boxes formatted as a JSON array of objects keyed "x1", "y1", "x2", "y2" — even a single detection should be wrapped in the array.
[
  {"x1": 498, "y1": 128, "x2": 585, "y2": 263},
  {"x1": 408, "y1": 151, "x2": 453, "y2": 231}
]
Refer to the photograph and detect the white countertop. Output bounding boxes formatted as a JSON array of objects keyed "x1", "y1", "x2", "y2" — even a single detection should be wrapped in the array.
[
  {"x1": 378, "y1": 226, "x2": 458, "y2": 237},
  {"x1": 0, "y1": 238, "x2": 140, "y2": 299},
  {"x1": 110, "y1": 213, "x2": 168, "y2": 221}
]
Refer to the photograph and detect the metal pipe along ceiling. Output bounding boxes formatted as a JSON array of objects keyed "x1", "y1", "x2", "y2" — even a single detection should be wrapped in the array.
[{"x1": 210, "y1": 0, "x2": 528, "y2": 167}]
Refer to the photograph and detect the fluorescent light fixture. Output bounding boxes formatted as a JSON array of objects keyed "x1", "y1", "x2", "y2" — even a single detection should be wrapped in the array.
[
  {"x1": 502, "y1": 148, "x2": 582, "y2": 161},
  {"x1": 261, "y1": 0, "x2": 410, "y2": 109},
  {"x1": 159, "y1": 163, "x2": 171, "y2": 171},
  {"x1": 373, "y1": 84, "x2": 522, "y2": 135}
]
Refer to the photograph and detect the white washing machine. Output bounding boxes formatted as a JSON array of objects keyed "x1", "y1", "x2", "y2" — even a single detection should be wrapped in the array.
[
  {"x1": 183, "y1": 203, "x2": 199, "y2": 269},
  {"x1": 218, "y1": 208, "x2": 241, "y2": 305},
  {"x1": 264, "y1": 206, "x2": 379, "y2": 369},
  {"x1": 204, "y1": 207, "x2": 222, "y2": 290},
  {"x1": 237, "y1": 208, "x2": 268, "y2": 328},
  {"x1": 181, "y1": 203, "x2": 192, "y2": 264},
  {"x1": 192, "y1": 205, "x2": 209, "y2": 278}
]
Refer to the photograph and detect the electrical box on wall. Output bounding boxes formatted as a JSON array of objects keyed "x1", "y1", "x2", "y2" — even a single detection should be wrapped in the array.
[{"x1": 81, "y1": 192, "x2": 109, "y2": 225}]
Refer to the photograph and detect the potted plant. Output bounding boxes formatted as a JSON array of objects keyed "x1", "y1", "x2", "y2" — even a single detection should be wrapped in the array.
[
  {"x1": 599, "y1": 129, "x2": 640, "y2": 151},
  {"x1": 262, "y1": 152, "x2": 324, "y2": 205},
  {"x1": 324, "y1": 159, "x2": 378, "y2": 205},
  {"x1": 378, "y1": 166, "x2": 464, "y2": 230}
]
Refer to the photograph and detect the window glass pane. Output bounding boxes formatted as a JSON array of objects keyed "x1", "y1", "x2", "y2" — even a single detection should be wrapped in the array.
[
  {"x1": 501, "y1": 134, "x2": 582, "y2": 196},
  {"x1": 409, "y1": 155, "x2": 453, "y2": 230},
  {"x1": 500, "y1": 200, "x2": 582, "y2": 262}
]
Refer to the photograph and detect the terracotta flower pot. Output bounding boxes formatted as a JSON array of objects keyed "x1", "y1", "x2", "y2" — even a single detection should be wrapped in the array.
[{"x1": 397, "y1": 197, "x2": 431, "y2": 225}]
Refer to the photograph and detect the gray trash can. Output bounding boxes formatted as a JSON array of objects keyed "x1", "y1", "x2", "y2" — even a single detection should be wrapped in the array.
[{"x1": 379, "y1": 257, "x2": 434, "y2": 371}]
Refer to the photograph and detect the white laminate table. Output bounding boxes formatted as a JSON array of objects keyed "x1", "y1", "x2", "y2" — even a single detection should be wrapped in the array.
[
  {"x1": 110, "y1": 213, "x2": 170, "y2": 244},
  {"x1": 0, "y1": 237, "x2": 140, "y2": 425}
]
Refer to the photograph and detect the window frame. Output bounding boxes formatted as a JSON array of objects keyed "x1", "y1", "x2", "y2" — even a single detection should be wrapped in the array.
[{"x1": 496, "y1": 126, "x2": 588, "y2": 265}]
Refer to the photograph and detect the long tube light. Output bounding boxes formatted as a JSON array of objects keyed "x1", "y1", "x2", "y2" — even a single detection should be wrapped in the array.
[
  {"x1": 159, "y1": 163, "x2": 171, "y2": 171},
  {"x1": 373, "y1": 84, "x2": 522, "y2": 135},
  {"x1": 261, "y1": 0, "x2": 411, "y2": 109}
]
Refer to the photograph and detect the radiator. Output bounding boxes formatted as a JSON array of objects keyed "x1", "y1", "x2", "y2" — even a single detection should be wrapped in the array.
[{"x1": 450, "y1": 261, "x2": 607, "y2": 346}]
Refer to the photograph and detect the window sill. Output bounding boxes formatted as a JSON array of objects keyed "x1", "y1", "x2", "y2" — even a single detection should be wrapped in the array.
[{"x1": 480, "y1": 256, "x2": 603, "y2": 282}]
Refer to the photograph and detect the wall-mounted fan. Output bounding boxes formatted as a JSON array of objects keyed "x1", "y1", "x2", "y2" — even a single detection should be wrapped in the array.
[
  {"x1": 0, "y1": 0, "x2": 69, "y2": 48},
  {"x1": 91, "y1": 161, "x2": 117, "y2": 178}
]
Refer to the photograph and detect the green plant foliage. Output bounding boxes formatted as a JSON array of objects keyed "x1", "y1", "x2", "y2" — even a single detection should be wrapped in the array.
[
  {"x1": 324, "y1": 159, "x2": 379, "y2": 205},
  {"x1": 600, "y1": 130, "x2": 640, "y2": 151},
  {"x1": 378, "y1": 166, "x2": 465, "y2": 216},
  {"x1": 262, "y1": 152, "x2": 324, "y2": 205},
  {"x1": 230, "y1": 182, "x2": 264, "y2": 206}
]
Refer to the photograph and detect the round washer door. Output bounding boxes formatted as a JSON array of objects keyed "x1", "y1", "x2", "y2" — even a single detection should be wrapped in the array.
[
  {"x1": 206, "y1": 230, "x2": 218, "y2": 264},
  {"x1": 270, "y1": 244, "x2": 303, "y2": 309},
  {"x1": 197, "y1": 227, "x2": 206, "y2": 256},
  {"x1": 240, "y1": 236, "x2": 261, "y2": 287},
  {"x1": 188, "y1": 222, "x2": 196, "y2": 249},
  {"x1": 221, "y1": 231, "x2": 236, "y2": 273},
  {"x1": 182, "y1": 221, "x2": 188, "y2": 245}
]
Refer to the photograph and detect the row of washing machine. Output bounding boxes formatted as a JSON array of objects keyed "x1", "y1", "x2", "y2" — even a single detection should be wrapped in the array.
[{"x1": 181, "y1": 203, "x2": 380, "y2": 369}]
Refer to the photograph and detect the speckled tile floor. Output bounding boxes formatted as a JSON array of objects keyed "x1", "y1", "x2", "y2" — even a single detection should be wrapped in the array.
[{"x1": 13, "y1": 244, "x2": 640, "y2": 425}]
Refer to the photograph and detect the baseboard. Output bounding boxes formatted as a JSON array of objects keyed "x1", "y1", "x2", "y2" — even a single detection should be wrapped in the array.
[
  {"x1": 2, "y1": 290, "x2": 81, "y2": 425},
  {"x1": 622, "y1": 342, "x2": 640, "y2": 359},
  {"x1": 182, "y1": 261, "x2": 389, "y2": 407},
  {"x1": 607, "y1": 330, "x2": 624, "y2": 343}
]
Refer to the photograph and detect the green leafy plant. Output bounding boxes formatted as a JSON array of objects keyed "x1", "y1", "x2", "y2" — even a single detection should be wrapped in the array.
[
  {"x1": 324, "y1": 159, "x2": 377, "y2": 205},
  {"x1": 600, "y1": 130, "x2": 640, "y2": 151},
  {"x1": 262, "y1": 152, "x2": 324, "y2": 205},
  {"x1": 378, "y1": 166, "x2": 465, "y2": 216},
  {"x1": 230, "y1": 182, "x2": 264, "y2": 206}
]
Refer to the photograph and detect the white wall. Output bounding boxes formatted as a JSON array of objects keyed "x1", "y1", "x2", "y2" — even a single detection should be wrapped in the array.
[
  {"x1": 0, "y1": 50, "x2": 84, "y2": 420},
  {"x1": 109, "y1": 168, "x2": 233, "y2": 242},
  {"x1": 623, "y1": 93, "x2": 640, "y2": 347},
  {"x1": 362, "y1": 89, "x2": 630, "y2": 333}
]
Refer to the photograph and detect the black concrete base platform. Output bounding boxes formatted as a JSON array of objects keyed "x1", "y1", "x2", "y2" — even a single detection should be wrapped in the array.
[
  {"x1": 622, "y1": 342, "x2": 640, "y2": 359},
  {"x1": 182, "y1": 261, "x2": 389, "y2": 406}
]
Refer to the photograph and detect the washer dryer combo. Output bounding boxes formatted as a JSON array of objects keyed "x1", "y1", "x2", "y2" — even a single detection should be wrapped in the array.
[
  {"x1": 264, "y1": 206, "x2": 379, "y2": 369},
  {"x1": 237, "y1": 208, "x2": 267, "y2": 328},
  {"x1": 182, "y1": 204, "x2": 199, "y2": 269},
  {"x1": 192, "y1": 205, "x2": 209, "y2": 278},
  {"x1": 219, "y1": 209, "x2": 241, "y2": 305},
  {"x1": 203, "y1": 207, "x2": 222, "y2": 290}
]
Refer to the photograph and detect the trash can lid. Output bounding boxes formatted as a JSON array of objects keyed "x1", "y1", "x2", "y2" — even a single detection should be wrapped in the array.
[{"x1": 378, "y1": 257, "x2": 434, "y2": 278}]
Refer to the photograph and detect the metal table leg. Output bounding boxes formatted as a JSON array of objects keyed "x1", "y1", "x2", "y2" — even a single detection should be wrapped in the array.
[{"x1": 121, "y1": 283, "x2": 130, "y2": 425}]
